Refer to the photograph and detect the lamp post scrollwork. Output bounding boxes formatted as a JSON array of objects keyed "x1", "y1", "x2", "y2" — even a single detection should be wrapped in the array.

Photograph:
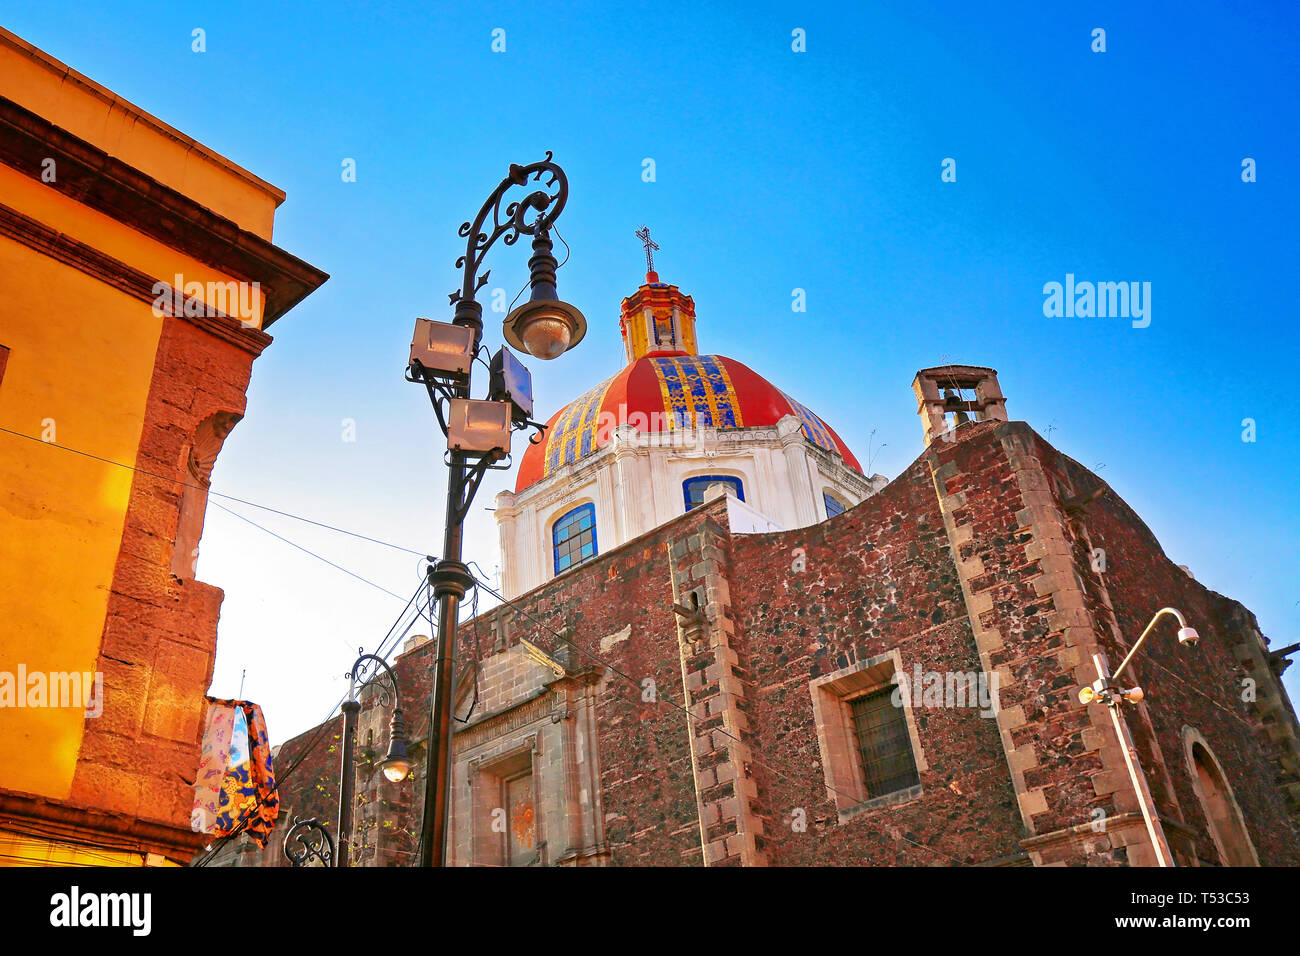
[{"x1": 282, "y1": 816, "x2": 334, "y2": 868}]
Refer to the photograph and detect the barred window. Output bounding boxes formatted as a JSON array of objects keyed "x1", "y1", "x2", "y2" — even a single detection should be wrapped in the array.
[
  {"x1": 848, "y1": 687, "x2": 920, "y2": 798},
  {"x1": 823, "y1": 491, "x2": 846, "y2": 518},
  {"x1": 552, "y1": 504, "x2": 597, "y2": 574}
]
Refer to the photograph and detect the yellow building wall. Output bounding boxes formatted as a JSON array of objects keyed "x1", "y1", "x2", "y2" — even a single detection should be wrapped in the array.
[
  {"x1": 0, "y1": 236, "x2": 162, "y2": 799},
  {"x1": 0, "y1": 27, "x2": 284, "y2": 239},
  {"x1": 0, "y1": 28, "x2": 321, "y2": 866},
  {"x1": 0, "y1": 164, "x2": 266, "y2": 331},
  {"x1": 0, "y1": 161, "x2": 260, "y2": 801}
]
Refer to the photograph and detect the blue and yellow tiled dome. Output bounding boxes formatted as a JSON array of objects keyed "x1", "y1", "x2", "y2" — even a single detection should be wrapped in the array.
[{"x1": 517, "y1": 273, "x2": 861, "y2": 490}]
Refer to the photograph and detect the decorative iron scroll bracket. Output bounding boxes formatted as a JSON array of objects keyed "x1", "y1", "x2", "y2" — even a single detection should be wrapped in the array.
[
  {"x1": 441, "y1": 453, "x2": 507, "y2": 526},
  {"x1": 451, "y1": 152, "x2": 567, "y2": 311},
  {"x1": 350, "y1": 651, "x2": 403, "y2": 710},
  {"x1": 283, "y1": 816, "x2": 335, "y2": 868}
]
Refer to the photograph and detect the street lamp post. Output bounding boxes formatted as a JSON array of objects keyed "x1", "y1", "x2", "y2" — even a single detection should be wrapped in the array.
[
  {"x1": 1079, "y1": 607, "x2": 1200, "y2": 867},
  {"x1": 338, "y1": 652, "x2": 413, "y2": 866},
  {"x1": 337, "y1": 693, "x2": 360, "y2": 867},
  {"x1": 407, "y1": 154, "x2": 585, "y2": 867},
  {"x1": 282, "y1": 650, "x2": 412, "y2": 867}
]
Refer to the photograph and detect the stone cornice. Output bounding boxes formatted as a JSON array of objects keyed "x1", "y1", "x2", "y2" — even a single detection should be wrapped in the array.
[
  {"x1": 453, "y1": 689, "x2": 558, "y2": 755},
  {"x1": 0, "y1": 94, "x2": 327, "y2": 327},
  {"x1": 0, "y1": 791, "x2": 208, "y2": 863},
  {"x1": 0, "y1": 200, "x2": 273, "y2": 356}
]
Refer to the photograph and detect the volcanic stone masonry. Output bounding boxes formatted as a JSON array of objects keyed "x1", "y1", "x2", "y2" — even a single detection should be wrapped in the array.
[{"x1": 221, "y1": 414, "x2": 1300, "y2": 867}]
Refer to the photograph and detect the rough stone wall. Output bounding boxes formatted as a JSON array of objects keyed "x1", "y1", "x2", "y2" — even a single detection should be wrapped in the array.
[
  {"x1": 255, "y1": 507, "x2": 725, "y2": 866},
  {"x1": 1045, "y1": 440, "x2": 1300, "y2": 865},
  {"x1": 730, "y1": 436, "x2": 1025, "y2": 865},
  {"x1": 79, "y1": 314, "x2": 262, "y2": 860},
  {"x1": 520, "y1": 509, "x2": 715, "y2": 865},
  {"x1": 248, "y1": 421, "x2": 1300, "y2": 867},
  {"x1": 948, "y1": 422, "x2": 1153, "y2": 866}
]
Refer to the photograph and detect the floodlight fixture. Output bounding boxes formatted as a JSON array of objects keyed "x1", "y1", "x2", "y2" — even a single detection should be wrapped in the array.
[
  {"x1": 447, "y1": 398, "x2": 512, "y2": 456},
  {"x1": 410, "y1": 318, "x2": 475, "y2": 382},
  {"x1": 489, "y1": 347, "x2": 534, "y2": 424}
]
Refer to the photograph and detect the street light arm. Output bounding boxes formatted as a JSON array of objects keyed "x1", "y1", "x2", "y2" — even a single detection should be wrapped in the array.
[
  {"x1": 350, "y1": 652, "x2": 403, "y2": 713},
  {"x1": 1086, "y1": 607, "x2": 1194, "y2": 870},
  {"x1": 446, "y1": 454, "x2": 499, "y2": 526},
  {"x1": 412, "y1": 367, "x2": 453, "y2": 437},
  {"x1": 1112, "y1": 607, "x2": 1191, "y2": 683},
  {"x1": 453, "y1": 152, "x2": 568, "y2": 309}
]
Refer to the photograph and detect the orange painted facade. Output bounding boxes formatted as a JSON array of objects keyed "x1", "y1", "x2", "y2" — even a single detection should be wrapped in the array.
[{"x1": 0, "y1": 28, "x2": 325, "y2": 864}]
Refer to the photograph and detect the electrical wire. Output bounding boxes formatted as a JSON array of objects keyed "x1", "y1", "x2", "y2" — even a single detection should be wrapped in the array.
[
  {"x1": 453, "y1": 578, "x2": 482, "y2": 724},
  {"x1": 208, "y1": 500, "x2": 409, "y2": 602},
  {"x1": 200, "y1": 587, "x2": 428, "y2": 858},
  {"x1": 0, "y1": 820, "x2": 161, "y2": 865},
  {"x1": 194, "y1": 541, "x2": 963, "y2": 865},
  {"x1": 8, "y1": 418, "x2": 1255, "y2": 865},
  {"x1": 0, "y1": 425, "x2": 426, "y2": 557},
  {"x1": 5, "y1": 426, "x2": 974, "y2": 864},
  {"x1": 192, "y1": 580, "x2": 429, "y2": 866},
  {"x1": 506, "y1": 273, "x2": 531, "y2": 314},
  {"x1": 504, "y1": 222, "x2": 569, "y2": 314},
  {"x1": 552, "y1": 222, "x2": 571, "y2": 270}
]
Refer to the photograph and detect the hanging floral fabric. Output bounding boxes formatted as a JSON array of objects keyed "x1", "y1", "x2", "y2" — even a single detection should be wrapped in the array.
[{"x1": 191, "y1": 697, "x2": 280, "y2": 847}]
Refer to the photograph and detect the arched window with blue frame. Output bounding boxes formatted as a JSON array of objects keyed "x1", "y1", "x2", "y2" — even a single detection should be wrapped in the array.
[
  {"x1": 823, "y1": 491, "x2": 847, "y2": 519},
  {"x1": 552, "y1": 504, "x2": 598, "y2": 574},
  {"x1": 683, "y1": 475, "x2": 744, "y2": 512}
]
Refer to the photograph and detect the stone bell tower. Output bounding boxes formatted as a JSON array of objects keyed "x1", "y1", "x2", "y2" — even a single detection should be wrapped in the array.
[{"x1": 912, "y1": 365, "x2": 1008, "y2": 445}]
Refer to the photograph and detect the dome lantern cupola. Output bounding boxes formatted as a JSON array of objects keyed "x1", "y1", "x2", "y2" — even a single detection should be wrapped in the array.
[{"x1": 620, "y1": 227, "x2": 698, "y2": 363}]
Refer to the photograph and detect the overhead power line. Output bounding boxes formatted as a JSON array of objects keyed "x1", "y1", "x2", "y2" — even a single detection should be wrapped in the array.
[
  {"x1": 0, "y1": 425, "x2": 428, "y2": 557},
  {"x1": 208, "y1": 501, "x2": 409, "y2": 602},
  {"x1": 3, "y1": 427, "x2": 969, "y2": 863},
  {"x1": 193, "y1": 580, "x2": 431, "y2": 867}
]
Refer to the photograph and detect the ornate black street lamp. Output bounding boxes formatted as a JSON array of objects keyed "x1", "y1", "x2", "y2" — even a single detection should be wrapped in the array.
[
  {"x1": 406, "y1": 154, "x2": 584, "y2": 867},
  {"x1": 282, "y1": 651, "x2": 411, "y2": 867}
]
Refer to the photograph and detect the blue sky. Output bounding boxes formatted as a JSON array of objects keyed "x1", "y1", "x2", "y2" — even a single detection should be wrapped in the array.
[{"x1": 9, "y1": 1, "x2": 1298, "y2": 740}]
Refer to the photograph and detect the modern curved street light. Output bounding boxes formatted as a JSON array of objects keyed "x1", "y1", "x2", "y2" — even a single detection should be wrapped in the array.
[
  {"x1": 405, "y1": 154, "x2": 584, "y2": 867},
  {"x1": 1078, "y1": 607, "x2": 1200, "y2": 867}
]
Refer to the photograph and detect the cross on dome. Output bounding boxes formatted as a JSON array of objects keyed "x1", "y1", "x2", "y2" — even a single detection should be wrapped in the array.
[{"x1": 635, "y1": 225, "x2": 660, "y2": 282}]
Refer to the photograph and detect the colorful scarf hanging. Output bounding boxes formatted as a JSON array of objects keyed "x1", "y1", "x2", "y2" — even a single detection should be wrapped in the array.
[{"x1": 191, "y1": 697, "x2": 280, "y2": 847}]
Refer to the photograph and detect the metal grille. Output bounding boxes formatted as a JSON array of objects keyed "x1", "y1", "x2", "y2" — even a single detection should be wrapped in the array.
[
  {"x1": 849, "y1": 687, "x2": 920, "y2": 798},
  {"x1": 823, "y1": 492, "x2": 845, "y2": 518}
]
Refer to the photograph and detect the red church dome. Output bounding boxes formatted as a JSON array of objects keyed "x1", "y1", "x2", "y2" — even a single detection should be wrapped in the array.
[
  {"x1": 516, "y1": 271, "x2": 861, "y2": 492},
  {"x1": 516, "y1": 352, "x2": 861, "y2": 492}
]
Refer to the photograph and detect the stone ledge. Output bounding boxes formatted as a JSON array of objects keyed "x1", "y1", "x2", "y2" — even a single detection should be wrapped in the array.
[{"x1": 836, "y1": 783, "x2": 924, "y2": 823}]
